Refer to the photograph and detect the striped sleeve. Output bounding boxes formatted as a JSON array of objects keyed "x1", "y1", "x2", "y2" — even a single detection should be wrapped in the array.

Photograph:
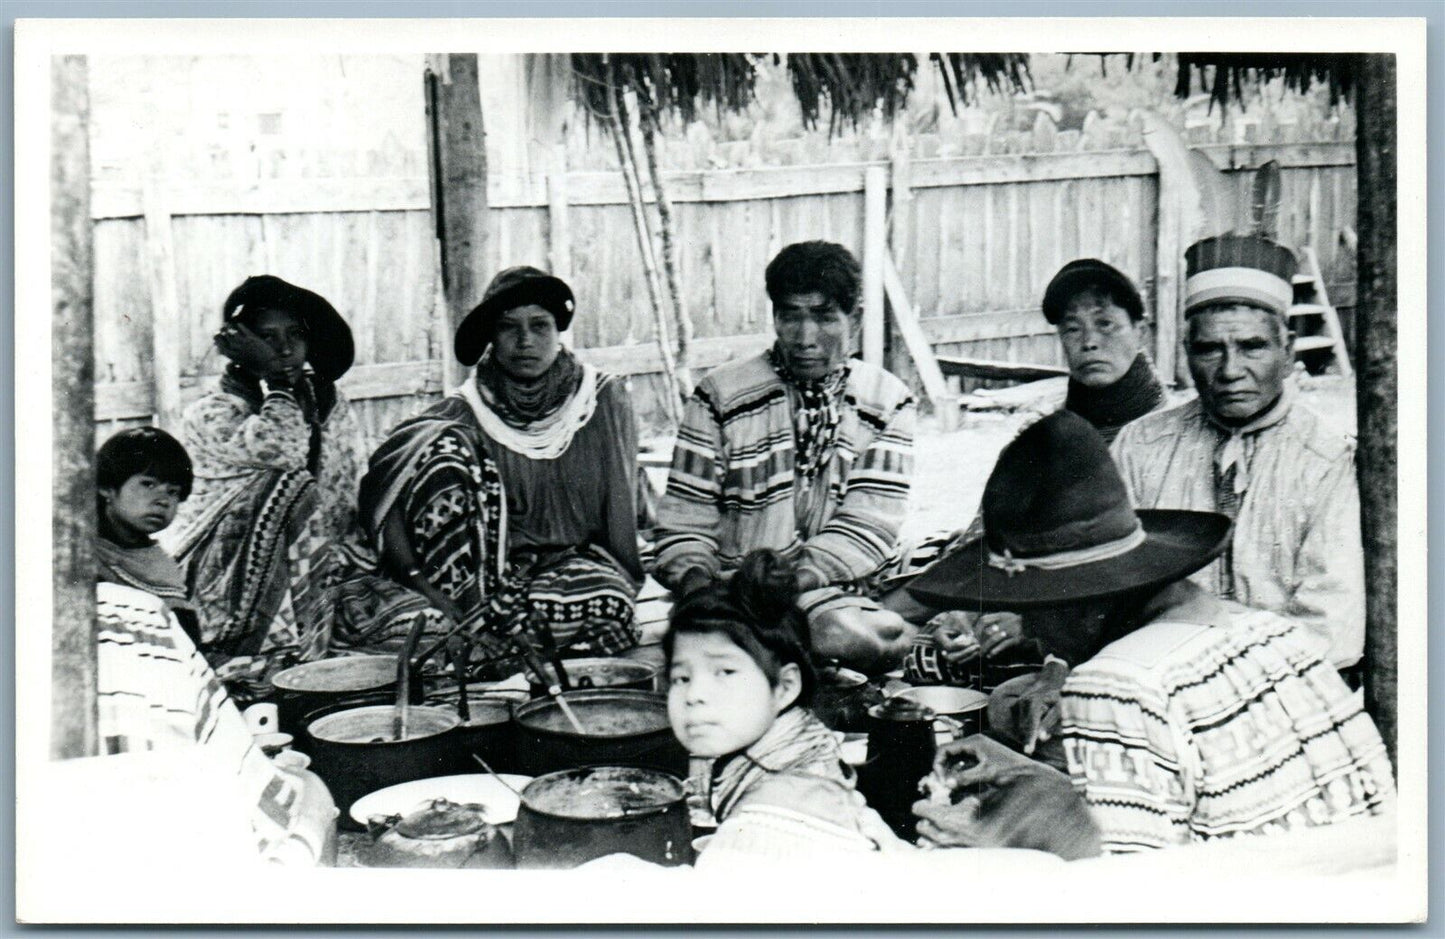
[
  {"x1": 798, "y1": 393, "x2": 916, "y2": 585},
  {"x1": 95, "y1": 582, "x2": 317, "y2": 864},
  {"x1": 1060, "y1": 664, "x2": 1197, "y2": 854},
  {"x1": 653, "y1": 386, "x2": 727, "y2": 589}
]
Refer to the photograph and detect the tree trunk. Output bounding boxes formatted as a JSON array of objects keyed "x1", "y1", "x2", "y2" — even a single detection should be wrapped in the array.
[
  {"x1": 51, "y1": 55, "x2": 98, "y2": 760},
  {"x1": 427, "y1": 54, "x2": 488, "y2": 392},
  {"x1": 639, "y1": 104, "x2": 695, "y2": 395},
  {"x1": 1354, "y1": 53, "x2": 1397, "y2": 769},
  {"x1": 606, "y1": 67, "x2": 682, "y2": 425}
]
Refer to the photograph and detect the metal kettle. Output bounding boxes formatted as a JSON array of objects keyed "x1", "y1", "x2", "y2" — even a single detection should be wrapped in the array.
[
  {"x1": 364, "y1": 797, "x2": 514, "y2": 869},
  {"x1": 855, "y1": 696, "x2": 958, "y2": 841}
]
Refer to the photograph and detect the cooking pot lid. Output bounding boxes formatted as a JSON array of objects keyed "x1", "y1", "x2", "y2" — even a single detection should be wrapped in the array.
[
  {"x1": 390, "y1": 798, "x2": 491, "y2": 840},
  {"x1": 272, "y1": 655, "x2": 397, "y2": 693},
  {"x1": 869, "y1": 697, "x2": 935, "y2": 722}
]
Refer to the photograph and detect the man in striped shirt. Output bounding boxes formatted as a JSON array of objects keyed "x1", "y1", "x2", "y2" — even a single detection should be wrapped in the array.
[
  {"x1": 907, "y1": 411, "x2": 1392, "y2": 857},
  {"x1": 654, "y1": 241, "x2": 918, "y2": 673}
]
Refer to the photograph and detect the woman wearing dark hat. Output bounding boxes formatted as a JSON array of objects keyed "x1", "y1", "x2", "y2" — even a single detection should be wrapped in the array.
[
  {"x1": 905, "y1": 411, "x2": 1393, "y2": 857},
  {"x1": 162, "y1": 275, "x2": 365, "y2": 671},
  {"x1": 348, "y1": 266, "x2": 642, "y2": 663}
]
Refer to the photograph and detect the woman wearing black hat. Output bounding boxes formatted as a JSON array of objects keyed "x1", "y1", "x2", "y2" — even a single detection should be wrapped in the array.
[
  {"x1": 348, "y1": 266, "x2": 643, "y2": 665},
  {"x1": 162, "y1": 275, "x2": 365, "y2": 674}
]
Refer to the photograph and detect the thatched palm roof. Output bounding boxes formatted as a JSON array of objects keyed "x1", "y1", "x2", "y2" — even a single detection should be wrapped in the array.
[{"x1": 568, "y1": 52, "x2": 1032, "y2": 133}]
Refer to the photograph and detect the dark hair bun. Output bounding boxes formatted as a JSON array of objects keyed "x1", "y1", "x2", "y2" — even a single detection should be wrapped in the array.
[{"x1": 729, "y1": 549, "x2": 804, "y2": 639}]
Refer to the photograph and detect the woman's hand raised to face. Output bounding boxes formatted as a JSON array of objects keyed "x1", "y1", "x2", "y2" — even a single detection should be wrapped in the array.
[{"x1": 214, "y1": 322, "x2": 290, "y2": 386}]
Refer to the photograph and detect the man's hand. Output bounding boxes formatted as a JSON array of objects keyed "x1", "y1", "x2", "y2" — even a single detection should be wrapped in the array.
[
  {"x1": 973, "y1": 612, "x2": 1025, "y2": 659},
  {"x1": 990, "y1": 658, "x2": 1069, "y2": 755},
  {"x1": 932, "y1": 611, "x2": 982, "y2": 666},
  {"x1": 810, "y1": 597, "x2": 918, "y2": 676},
  {"x1": 912, "y1": 734, "x2": 1099, "y2": 859}
]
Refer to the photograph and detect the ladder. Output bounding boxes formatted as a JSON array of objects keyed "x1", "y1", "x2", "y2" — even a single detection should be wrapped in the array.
[{"x1": 1289, "y1": 246, "x2": 1353, "y2": 379}]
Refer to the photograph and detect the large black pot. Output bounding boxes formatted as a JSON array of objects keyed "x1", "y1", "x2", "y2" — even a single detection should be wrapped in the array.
[
  {"x1": 512, "y1": 689, "x2": 688, "y2": 778},
  {"x1": 422, "y1": 686, "x2": 520, "y2": 776},
  {"x1": 306, "y1": 705, "x2": 461, "y2": 829},
  {"x1": 512, "y1": 766, "x2": 693, "y2": 869},
  {"x1": 271, "y1": 655, "x2": 399, "y2": 738}
]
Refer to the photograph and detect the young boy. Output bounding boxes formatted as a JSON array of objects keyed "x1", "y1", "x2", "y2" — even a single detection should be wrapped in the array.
[{"x1": 95, "y1": 427, "x2": 200, "y2": 640}]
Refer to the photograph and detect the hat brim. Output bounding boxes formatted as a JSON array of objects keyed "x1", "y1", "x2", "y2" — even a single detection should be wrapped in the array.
[
  {"x1": 454, "y1": 275, "x2": 575, "y2": 367},
  {"x1": 225, "y1": 277, "x2": 355, "y2": 382},
  {"x1": 904, "y1": 510, "x2": 1232, "y2": 612}
]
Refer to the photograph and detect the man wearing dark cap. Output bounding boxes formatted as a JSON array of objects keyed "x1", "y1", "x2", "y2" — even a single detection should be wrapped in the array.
[
  {"x1": 1110, "y1": 234, "x2": 1365, "y2": 673},
  {"x1": 1042, "y1": 258, "x2": 1167, "y2": 445},
  {"x1": 906, "y1": 411, "x2": 1392, "y2": 857}
]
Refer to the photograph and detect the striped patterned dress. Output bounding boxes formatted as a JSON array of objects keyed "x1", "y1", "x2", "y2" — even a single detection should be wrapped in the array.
[
  {"x1": 1060, "y1": 603, "x2": 1394, "y2": 854},
  {"x1": 654, "y1": 352, "x2": 915, "y2": 591}
]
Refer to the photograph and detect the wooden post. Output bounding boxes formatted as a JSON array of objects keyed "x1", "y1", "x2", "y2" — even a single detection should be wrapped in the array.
[
  {"x1": 546, "y1": 145, "x2": 573, "y2": 350},
  {"x1": 547, "y1": 144, "x2": 571, "y2": 282},
  {"x1": 862, "y1": 165, "x2": 887, "y2": 365},
  {"x1": 427, "y1": 54, "x2": 488, "y2": 392},
  {"x1": 1354, "y1": 53, "x2": 1397, "y2": 768},
  {"x1": 51, "y1": 55, "x2": 98, "y2": 760},
  {"x1": 141, "y1": 176, "x2": 182, "y2": 431},
  {"x1": 887, "y1": 148, "x2": 913, "y2": 379},
  {"x1": 1156, "y1": 182, "x2": 1182, "y2": 386}
]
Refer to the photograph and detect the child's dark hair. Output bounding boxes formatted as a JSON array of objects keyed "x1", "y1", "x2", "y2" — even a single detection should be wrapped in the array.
[
  {"x1": 664, "y1": 549, "x2": 817, "y2": 708},
  {"x1": 97, "y1": 427, "x2": 194, "y2": 502},
  {"x1": 765, "y1": 241, "x2": 862, "y2": 316}
]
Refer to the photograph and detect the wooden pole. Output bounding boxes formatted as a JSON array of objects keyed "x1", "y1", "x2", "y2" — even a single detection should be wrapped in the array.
[
  {"x1": 1354, "y1": 53, "x2": 1397, "y2": 768},
  {"x1": 862, "y1": 165, "x2": 887, "y2": 365},
  {"x1": 428, "y1": 54, "x2": 488, "y2": 392},
  {"x1": 887, "y1": 147, "x2": 913, "y2": 380},
  {"x1": 546, "y1": 145, "x2": 571, "y2": 283},
  {"x1": 141, "y1": 176, "x2": 182, "y2": 431},
  {"x1": 639, "y1": 103, "x2": 695, "y2": 394},
  {"x1": 51, "y1": 55, "x2": 98, "y2": 760}
]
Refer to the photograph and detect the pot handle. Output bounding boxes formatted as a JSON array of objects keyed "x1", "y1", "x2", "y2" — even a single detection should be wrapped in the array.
[{"x1": 933, "y1": 715, "x2": 966, "y2": 740}]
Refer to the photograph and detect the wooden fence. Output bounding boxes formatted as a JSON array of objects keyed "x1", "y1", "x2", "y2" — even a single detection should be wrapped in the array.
[{"x1": 91, "y1": 137, "x2": 1357, "y2": 445}]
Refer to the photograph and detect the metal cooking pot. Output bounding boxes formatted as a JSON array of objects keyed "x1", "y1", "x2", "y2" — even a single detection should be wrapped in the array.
[
  {"x1": 888, "y1": 686, "x2": 989, "y2": 736},
  {"x1": 512, "y1": 766, "x2": 693, "y2": 869},
  {"x1": 424, "y1": 690, "x2": 519, "y2": 776},
  {"x1": 306, "y1": 705, "x2": 461, "y2": 828},
  {"x1": 364, "y1": 797, "x2": 514, "y2": 869},
  {"x1": 271, "y1": 655, "x2": 400, "y2": 737},
  {"x1": 812, "y1": 666, "x2": 883, "y2": 732},
  {"x1": 527, "y1": 657, "x2": 658, "y2": 695},
  {"x1": 512, "y1": 689, "x2": 688, "y2": 778}
]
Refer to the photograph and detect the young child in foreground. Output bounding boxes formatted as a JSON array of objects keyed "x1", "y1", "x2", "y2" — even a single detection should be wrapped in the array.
[
  {"x1": 95, "y1": 427, "x2": 200, "y2": 640},
  {"x1": 665, "y1": 549, "x2": 905, "y2": 865}
]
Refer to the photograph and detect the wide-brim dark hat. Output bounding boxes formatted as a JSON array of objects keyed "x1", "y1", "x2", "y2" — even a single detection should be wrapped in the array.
[
  {"x1": 455, "y1": 266, "x2": 575, "y2": 367},
  {"x1": 1041, "y1": 259, "x2": 1144, "y2": 325},
  {"x1": 907, "y1": 510, "x2": 1232, "y2": 611},
  {"x1": 223, "y1": 275, "x2": 355, "y2": 382},
  {"x1": 906, "y1": 411, "x2": 1231, "y2": 612}
]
